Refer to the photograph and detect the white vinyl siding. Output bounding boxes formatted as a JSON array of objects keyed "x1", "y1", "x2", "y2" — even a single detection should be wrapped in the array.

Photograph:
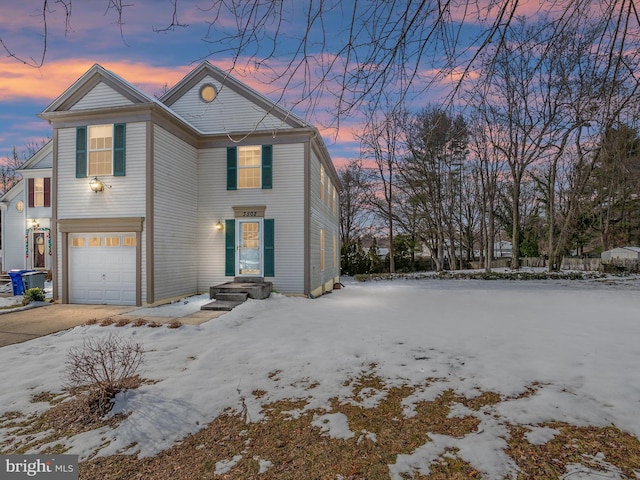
[
  {"x1": 57, "y1": 124, "x2": 146, "y2": 219},
  {"x1": 1, "y1": 185, "x2": 27, "y2": 271},
  {"x1": 309, "y1": 147, "x2": 340, "y2": 296},
  {"x1": 153, "y1": 126, "x2": 199, "y2": 300},
  {"x1": 197, "y1": 142, "x2": 305, "y2": 294},
  {"x1": 170, "y1": 77, "x2": 292, "y2": 134},
  {"x1": 56, "y1": 123, "x2": 147, "y2": 302},
  {"x1": 70, "y1": 82, "x2": 134, "y2": 110}
]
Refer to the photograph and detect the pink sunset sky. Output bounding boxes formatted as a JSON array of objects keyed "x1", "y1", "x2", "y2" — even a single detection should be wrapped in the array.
[{"x1": 0, "y1": 0, "x2": 551, "y2": 169}]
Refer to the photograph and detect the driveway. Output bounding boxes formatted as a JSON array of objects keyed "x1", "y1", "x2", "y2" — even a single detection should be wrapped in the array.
[{"x1": 0, "y1": 303, "x2": 226, "y2": 348}]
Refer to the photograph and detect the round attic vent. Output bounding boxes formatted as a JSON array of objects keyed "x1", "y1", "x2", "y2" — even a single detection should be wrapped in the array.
[{"x1": 199, "y1": 83, "x2": 217, "y2": 103}]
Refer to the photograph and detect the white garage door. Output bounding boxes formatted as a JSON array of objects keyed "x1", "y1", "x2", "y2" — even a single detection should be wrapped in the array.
[{"x1": 69, "y1": 233, "x2": 137, "y2": 305}]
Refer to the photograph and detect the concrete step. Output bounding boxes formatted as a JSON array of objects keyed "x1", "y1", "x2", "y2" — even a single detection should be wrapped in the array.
[
  {"x1": 209, "y1": 281, "x2": 272, "y2": 300},
  {"x1": 215, "y1": 292, "x2": 249, "y2": 302},
  {"x1": 201, "y1": 300, "x2": 245, "y2": 311}
]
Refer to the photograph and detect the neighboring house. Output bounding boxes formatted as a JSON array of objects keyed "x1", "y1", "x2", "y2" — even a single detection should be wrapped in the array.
[
  {"x1": 601, "y1": 246, "x2": 640, "y2": 260},
  {"x1": 1, "y1": 61, "x2": 340, "y2": 305},
  {"x1": 0, "y1": 141, "x2": 53, "y2": 273},
  {"x1": 493, "y1": 240, "x2": 512, "y2": 258}
]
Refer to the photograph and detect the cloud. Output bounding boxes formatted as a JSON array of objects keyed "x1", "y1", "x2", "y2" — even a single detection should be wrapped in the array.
[{"x1": 0, "y1": 58, "x2": 192, "y2": 103}]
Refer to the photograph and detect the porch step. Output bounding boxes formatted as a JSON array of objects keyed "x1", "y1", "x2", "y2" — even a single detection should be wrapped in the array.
[
  {"x1": 215, "y1": 292, "x2": 249, "y2": 302},
  {"x1": 209, "y1": 281, "x2": 272, "y2": 301},
  {"x1": 202, "y1": 280, "x2": 273, "y2": 312},
  {"x1": 201, "y1": 300, "x2": 245, "y2": 311}
]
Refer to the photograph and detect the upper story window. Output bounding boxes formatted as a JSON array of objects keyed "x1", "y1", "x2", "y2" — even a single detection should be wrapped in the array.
[
  {"x1": 76, "y1": 124, "x2": 126, "y2": 178},
  {"x1": 226, "y1": 145, "x2": 272, "y2": 190},
  {"x1": 88, "y1": 124, "x2": 113, "y2": 176},
  {"x1": 238, "y1": 146, "x2": 262, "y2": 189},
  {"x1": 28, "y1": 178, "x2": 50, "y2": 208}
]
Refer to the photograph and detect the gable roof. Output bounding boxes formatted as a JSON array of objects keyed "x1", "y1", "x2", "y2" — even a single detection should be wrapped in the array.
[
  {"x1": 160, "y1": 61, "x2": 310, "y2": 130},
  {"x1": 0, "y1": 178, "x2": 24, "y2": 203},
  {"x1": 16, "y1": 140, "x2": 53, "y2": 173},
  {"x1": 41, "y1": 64, "x2": 155, "y2": 113}
]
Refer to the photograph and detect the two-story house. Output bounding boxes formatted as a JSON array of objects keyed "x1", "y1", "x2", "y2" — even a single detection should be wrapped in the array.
[{"x1": 0, "y1": 61, "x2": 341, "y2": 305}]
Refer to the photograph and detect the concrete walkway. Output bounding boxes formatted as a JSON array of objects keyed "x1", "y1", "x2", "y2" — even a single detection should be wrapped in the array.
[{"x1": 0, "y1": 303, "x2": 226, "y2": 348}]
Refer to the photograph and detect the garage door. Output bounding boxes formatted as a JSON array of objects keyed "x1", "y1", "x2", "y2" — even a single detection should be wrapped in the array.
[{"x1": 69, "y1": 233, "x2": 137, "y2": 305}]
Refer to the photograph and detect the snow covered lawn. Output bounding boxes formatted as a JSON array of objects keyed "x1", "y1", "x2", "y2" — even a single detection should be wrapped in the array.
[{"x1": 1, "y1": 276, "x2": 639, "y2": 478}]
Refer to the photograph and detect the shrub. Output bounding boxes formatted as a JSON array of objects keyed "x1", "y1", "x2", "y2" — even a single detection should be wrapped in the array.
[
  {"x1": 65, "y1": 334, "x2": 144, "y2": 417},
  {"x1": 22, "y1": 287, "x2": 46, "y2": 304}
]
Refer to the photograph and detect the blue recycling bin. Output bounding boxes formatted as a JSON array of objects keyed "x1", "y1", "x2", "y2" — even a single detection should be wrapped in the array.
[{"x1": 8, "y1": 269, "x2": 33, "y2": 295}]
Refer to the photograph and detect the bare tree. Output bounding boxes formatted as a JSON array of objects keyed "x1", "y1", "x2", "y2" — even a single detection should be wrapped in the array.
[
  {"x1": 338, "y1": 159, "x2": 370, "y2": 248},
  {"x1": 358, "y1": 104, "x2": 407, "y2": 273},
  {"x1": 468, "y1": 110, "x2": 506, "y2": 272},
  {"x1": 0, "y1": 141, "x2": 48, "y2": 195},
  {"x1": 5, "y1": 1, "x2": 639, "y2": 132},
  {"x1": 401, "y1": 107, "x2": 469, "y2": 270}
]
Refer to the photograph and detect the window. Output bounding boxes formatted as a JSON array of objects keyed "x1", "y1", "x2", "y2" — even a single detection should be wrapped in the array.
[
  {"x1": 333, "y1": 234, "x2": 337, "y2": 268},
  {"x1": 105, "y1": 237, "x2": 121, "y2": 247},
  {"x1": 226, "y1": 145, "x2": 272, "y2": 190},
  {"x1": 320, "y1": 229, "x2": 325, "y2": 271},
  {"x1": 333, "y1": 188, "x2": 337, "y2": 214},
  {"x1": 320, "y1": 165, "x2": 325, "y2": 201},
  {"x1": 88, "y1": 125, "x2": 113, "y2": 176},
  {"x1": 123, "y1": 236, "x2": 137, "y2": 247},
  {"x1": 76, "y1": 124, "x2": 126, "y2": 178},
  {"x1": 88, "y1": 237, "x2": 102, "y2": 247},
  {"x1": 34, "y1": 179, "x2": 44, "y2": 206},
  {"x1": 71, "y1": 238, "x2": 85, "y2": 247},
  {"x1": 28, "y1": 178, "x2": 50, "y2": 208},
  {"x1": 238, "y1": 146, "x2": 261, "y2": 189}
]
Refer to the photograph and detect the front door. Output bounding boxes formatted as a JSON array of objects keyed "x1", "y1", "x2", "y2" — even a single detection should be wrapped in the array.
[
  {"x1": 32, "y1": 231, "x2": 46, "y2": 269},
  {"x1": 237, "y1": 220, "x2": 262, "y2": 276}
]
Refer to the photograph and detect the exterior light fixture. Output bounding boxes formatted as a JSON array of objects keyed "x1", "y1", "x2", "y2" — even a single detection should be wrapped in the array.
[
  {"x1": 30, "y1": 219, "x2": 39, "y2": 229},
  {"x1": 89, "y1": 177, "x2": 106, "y2": 193},
  {"x1": 214, "y1": 221, "x2": 224, "y2": 231}
]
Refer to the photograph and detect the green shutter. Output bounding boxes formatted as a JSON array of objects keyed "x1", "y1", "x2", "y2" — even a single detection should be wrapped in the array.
[
  {"x1": 76, "y1": 127, "x2": 87, "y2": 178},
  {"x1": 227, "y1": 147, "x2": 237, "y2": 190},
  {"x1": 113, "y1": 123, "x2": 126, "y2": 176},
  {"x1": 225, "y1": 219, "x2": 236, "y2": 276},
  {"x1": 264, "y1": 218, "x2": 275, "y2": 277},
  {"x1": 262, "y1": 144, "x2": 272, "y2": 189}
]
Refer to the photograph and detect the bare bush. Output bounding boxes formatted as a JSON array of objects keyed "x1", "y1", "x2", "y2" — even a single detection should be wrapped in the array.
[{"x1": 65, "y1": 334, "x2": 144, "y2": 417}]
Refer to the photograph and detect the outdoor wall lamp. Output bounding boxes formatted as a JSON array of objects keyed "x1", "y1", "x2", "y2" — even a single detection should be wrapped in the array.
[
  {"x1": 89, "y1": 177, "x2": 104, "y2": 193},
  {"x1": 214, "y1": 221, "x2": 224, "y2": 232},
  {"x1": 30, "y1": 219, "x2": 39, "y2": 229},
  {"x1": 89, "y1": 177, "x2": 110, "y2": 193}
]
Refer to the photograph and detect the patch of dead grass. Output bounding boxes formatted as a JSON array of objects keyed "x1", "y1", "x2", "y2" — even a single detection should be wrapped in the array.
[
  {"x1": 78, "y1": 374, "x2": 490, "y2": 479},
  {"x1": 4, "y1": 373, "x2": 639, "y2": 480},
  {"x1": 508, "y1": 422, "x2": 640, "y2": 479},
  {"x1": 1, "y1": 377, "x2": 146, "y2": 455}
]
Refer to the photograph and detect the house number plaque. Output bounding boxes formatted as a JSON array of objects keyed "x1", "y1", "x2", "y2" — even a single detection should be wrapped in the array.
[{"x1": 233, "y1": 205, "x2": 266, "y2": 218}]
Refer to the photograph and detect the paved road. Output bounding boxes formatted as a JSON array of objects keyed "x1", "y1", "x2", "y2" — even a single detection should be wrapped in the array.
[{"x1": 0, "y1": 303, "x2": 225, "y2": 348}]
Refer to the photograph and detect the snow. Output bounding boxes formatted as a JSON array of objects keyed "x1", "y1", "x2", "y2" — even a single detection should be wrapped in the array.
[{"x1": 1, "y1": 275, "x2": 640, "y2": 478}]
